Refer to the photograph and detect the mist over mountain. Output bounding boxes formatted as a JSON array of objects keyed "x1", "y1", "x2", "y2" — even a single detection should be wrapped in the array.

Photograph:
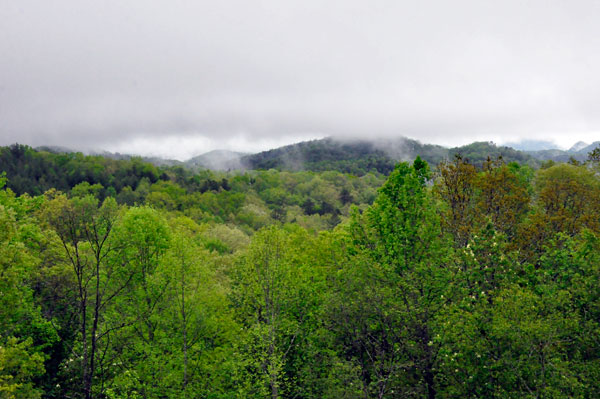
[
  {"x1": 503, "y1": 140, "x2": 559, "y2": 152},
  {"x1": 240, "y1": 136, "x2": 537, "y2": 174},
  {"x1": 27, "y1": 136, "x2": 600, "y2": 175},
  {"x1": 185, "y1": 150, "x2": 246, "y2": 171},
  {"x1": 569, "y1": 141, "x2": 590, "y2": 152},
  {"x1": 525, "y1": 141, "x2": 600, "y2": 163}
]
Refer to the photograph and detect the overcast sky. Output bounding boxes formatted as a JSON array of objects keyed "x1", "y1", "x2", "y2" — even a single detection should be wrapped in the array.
[{"x1": 1, "y1": 0, "x2": 600, "y2": 160}]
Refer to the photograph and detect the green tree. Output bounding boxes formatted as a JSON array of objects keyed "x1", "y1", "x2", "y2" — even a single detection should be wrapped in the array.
[
  {"x1": 231, "y1": 225, "x2": 327, "y2": 398},
  {"x1": 163, "y1": 219, "x2": 240, "y2": 398},
  {"x1": 517, "y1": 164, "x2": 600, "y2": 262},
  {"x1": 43, "y1": 193, "x2": 131, "y2": 399},
  {"x1": 435, "y1": 155, "x2": 479, "y2": 247},
  {"x1": 334, "y1": 158, "x2": 452, "y2": 398},
  {"x1": 0, "y1": 176, "x2": 52, "y2": 399},
  {"x1": 476, "y1": 160, "x2": 530, "y2": 239},
  {"x1": 104, "y1": 207, "x2": 171, "y2": 397}
]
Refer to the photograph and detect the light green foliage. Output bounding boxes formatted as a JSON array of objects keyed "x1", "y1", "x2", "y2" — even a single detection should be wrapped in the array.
[
  {"x1": 230, "y1": 225, "x2": 330, "y2": 398},
  {"x1": 106, "y1": 216, "x2": 240, "y2": 398},
  {"x1": 203, "y1": 224, "x2": 250, "y2": 254},
  {"x1": 0, "y1": 338, "x2": 45, "y2": 399},
  {"x1": 103, "y1": 207, "x2": 172, "y2": 397},
  {"x1": 4, "y1": 154, "x2": 600, "y2": 398},
  {"x1": 0, "y1": 178, "x2": 53, "y2": 399},
  {"x1": 70, "y1": 182, "x2": 104, "y2": 199}
]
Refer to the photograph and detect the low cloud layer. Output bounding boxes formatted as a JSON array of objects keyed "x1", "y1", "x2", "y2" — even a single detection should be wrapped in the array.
[{"x1": 1, "y1": 0, "x2": 600, "y2": 159}]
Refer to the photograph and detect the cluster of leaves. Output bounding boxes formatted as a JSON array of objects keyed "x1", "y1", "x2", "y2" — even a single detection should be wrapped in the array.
[{"x1": 2, "y1": 151, "x2": 600, "y2": 398}]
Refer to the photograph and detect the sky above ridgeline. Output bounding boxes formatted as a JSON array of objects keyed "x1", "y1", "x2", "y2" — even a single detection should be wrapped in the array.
[{"x1": 1, "y1": 0, "x2": 600, "y2": 160}]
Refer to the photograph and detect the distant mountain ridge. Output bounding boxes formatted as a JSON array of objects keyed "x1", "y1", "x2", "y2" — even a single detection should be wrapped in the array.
[
  {"x1": 503, "y1": 140, "x2": 558, "y2": 151},
  {"x1": 240, "y1": 137, "x2": 536, "y2": 175},
  {"x1": 27, "y1": 136, "x2": 600, "y2": 175},
  {"x1": 525, "y1": 141, "x2": 600, "y2": 163}
]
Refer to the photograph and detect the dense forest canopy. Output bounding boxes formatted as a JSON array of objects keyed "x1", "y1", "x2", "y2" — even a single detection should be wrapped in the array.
[{"x1": 2, "y1": 143, "x2": 600, "y2": 398}]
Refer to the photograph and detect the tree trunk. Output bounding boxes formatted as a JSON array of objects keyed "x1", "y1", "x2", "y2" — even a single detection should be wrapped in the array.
[
  {"x1": 182, "y1": 274, "x2": 188, "y2": 397},
  {"x1": 424, "y1": 368, "x2": 436, "y2": 399},
  {"x1": 86, "y1": 260, "x2": 101, "y2": 399}
]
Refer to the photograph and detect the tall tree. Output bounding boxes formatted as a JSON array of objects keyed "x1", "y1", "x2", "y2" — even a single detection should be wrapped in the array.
[
  {"x1": 43, "y1": 193, "x2": 132, "y2": 399},
  {"x1": 476, "y1": 160, "x2": 530, "y2": 239},
  {"x1": 231, "y1": 225, "x2": 325, "y2": 398},
  {"x1": 335, "y1": 158, "x2": 452, "y2": 398},
  {"x1": 435, "y1": 155, "x2": 479, "y2": 247},
  {"x1": 164, "y1": 218, "x2": 242, "y2": 398},
  {"x1": 517, "y1": 164, "x2": 600, "y2": 262}
]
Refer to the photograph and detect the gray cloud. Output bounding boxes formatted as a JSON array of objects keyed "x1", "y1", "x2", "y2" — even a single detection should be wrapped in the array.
[{"x1": 1, "y1": 0, "x2": 600, "y2": 159}]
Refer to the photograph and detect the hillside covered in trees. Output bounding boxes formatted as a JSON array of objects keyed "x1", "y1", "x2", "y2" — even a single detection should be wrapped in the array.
[
  {"x1": 24, "y1": 136, "x2": 544, "y2": 176},
  {"x1": 2, "y1": 143, "x2": 600, "y2": 398},
  {"x1": 240, "y1": 137, "x2": 537, "y2": 174}
]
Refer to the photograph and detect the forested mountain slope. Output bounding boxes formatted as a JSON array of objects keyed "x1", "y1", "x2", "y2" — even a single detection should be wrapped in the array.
[
  {"x1": 242, "y1": 137, "x2": 538, "y2": 174},
  {"x1": 25, "y1": 136, "x2": 600, "y2": 177},
  {"x1": 36, "y1": 145, "x2": 184, "y2": 167},
  {"x1": 0, "y1": 143, "x2": 386, "y2": 233},
  {"x1": 1, "y1": 144, "x2": 164, "y2": 196},
  {"x1": 0, "y1": 139, "x2": 536, "y2": 199}
]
